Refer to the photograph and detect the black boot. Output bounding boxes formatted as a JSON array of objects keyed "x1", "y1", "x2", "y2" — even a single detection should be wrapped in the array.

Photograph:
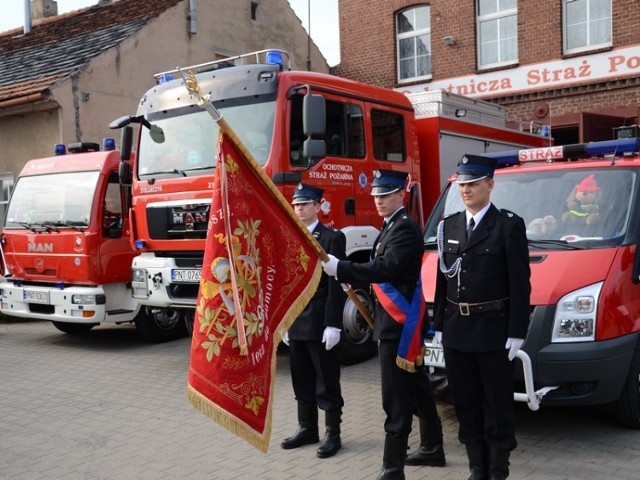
[
  {"x1": 375, "y1": 435, "x2": 408, "y2": 480},
  {"x1": 281, "y1": 401, "x2": 319, "y2": 449},
  {"x1": 317, "y1": 410, "x2": 341, "y2": 458},
  {"x1": 466, "y1": 442, "x2": 489, "y2": 480},
  {"x1": 488, "y1": 447, "x2": 510, "y2": 480},
  {"x1": 405, "y1": 418, "x2": 445, "y2": 466}
]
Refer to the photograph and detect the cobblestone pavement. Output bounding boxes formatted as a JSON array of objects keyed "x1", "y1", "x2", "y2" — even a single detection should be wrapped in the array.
[{"x1": 2, "y1": 319, "x2": 640, "y2": 480}]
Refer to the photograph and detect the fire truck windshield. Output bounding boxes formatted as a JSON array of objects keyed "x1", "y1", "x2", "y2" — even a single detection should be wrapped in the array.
[
  {"x1": 4, "y1": 171, "x2": 100, "y2": 229},
  {"x1": 424, "y1": 168, "x2": 636, "y2": 248},
  {"x1": 138, "y1": 96, "x2": 276, "y2": 178}
]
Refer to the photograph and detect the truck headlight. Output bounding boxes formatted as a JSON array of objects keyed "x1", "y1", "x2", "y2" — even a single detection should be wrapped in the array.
[
  {"x1": 132, "y1": 268, "x2": 148, "y2": 284},
  {"x1": 71, "y1": 294, "x2": 105, "y2": 305},
  {"x1": 551, "y1": 282, "x2": 602, "y2": 343},
  {"x1": 132, "y1": 268, "x2": 149, "y2": 299}
]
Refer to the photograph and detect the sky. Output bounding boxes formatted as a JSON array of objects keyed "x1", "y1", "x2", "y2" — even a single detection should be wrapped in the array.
[{"x1": 0, "y1": 0, "x2": 340, "y2": 66}]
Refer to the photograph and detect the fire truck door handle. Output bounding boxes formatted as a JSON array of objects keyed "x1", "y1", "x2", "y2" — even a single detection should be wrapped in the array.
[{"x1": 345, "y1": 198, "x2": 355, "y2": 215}]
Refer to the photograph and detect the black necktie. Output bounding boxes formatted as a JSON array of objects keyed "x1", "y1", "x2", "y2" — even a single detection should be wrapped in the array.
[{"x1": 466, "y1": 217, "x2": 475, "y2": 240}]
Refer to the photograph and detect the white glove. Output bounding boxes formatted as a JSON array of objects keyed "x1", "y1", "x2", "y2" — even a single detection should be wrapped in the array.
[
  {"x1": 432, "y1": 331, "x2": 442, "y2": 347},
  {"x1": 505, "y1": 337, "x2": 524, "y2": 361},
  {"x1": 322, "y1": 254, "x2": 339, "y2": 278},
  {"x1": 322, "y1": 326, "x2": 341, "y2": 351},
  {"x1": 282, "y1": 331, "x2": 289, "y2": 346}
]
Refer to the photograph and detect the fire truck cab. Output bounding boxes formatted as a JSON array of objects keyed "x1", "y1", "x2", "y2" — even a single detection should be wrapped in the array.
[{"x1": 0, "y1": 142, "x2": 185, "y2": 342}]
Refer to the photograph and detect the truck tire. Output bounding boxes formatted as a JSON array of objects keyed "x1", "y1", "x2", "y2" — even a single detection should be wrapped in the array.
[
  {"x1": 338, "y1": 288, "x2": 377, "y2": 365},
  {"x1": 51, "y1": 321, "x2": 97, "y2": 334},
  {"x1": 134, "y1": 308, "x2": 187, "y2": 343},
  {"x1": 615, "y1": 342, "x2": 640, "y2": 428}
]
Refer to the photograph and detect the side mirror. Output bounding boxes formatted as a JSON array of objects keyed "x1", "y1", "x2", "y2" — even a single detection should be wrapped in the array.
[
  {"x1": 303, "y1": 93, "x2": 326, "y2": 138},
  {"x1": 119, "y1": 161, "x2": 132, "y2": 187},
  {"x1": 120, "y1": 126, "x2": 133, "y2": 161},
  {"x1": 303, "y1": 139, "x2": 326, "y2": 165}
]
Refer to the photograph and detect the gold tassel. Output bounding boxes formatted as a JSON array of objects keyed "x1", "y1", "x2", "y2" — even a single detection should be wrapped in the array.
[{"x1": 396, "y1": 356, "x2": 416, "y2": 373}]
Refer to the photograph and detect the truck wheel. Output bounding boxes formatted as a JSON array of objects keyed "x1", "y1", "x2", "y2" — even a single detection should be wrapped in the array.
[
  {"x1": 51, "y1": 321, "x2": 97, "y2": 334},
  {"x1": 134, "y1": 308, "x2": 187, "y2": 343},
  {"x1": 184, "y1": 310, "x2": 195, "y2": 336},
  {"x1": 615, "y1": 342, "x2": 640, "y2": 428},
  {"x1": 338, "y1": 288, "x2": 377, "y2": 365}
]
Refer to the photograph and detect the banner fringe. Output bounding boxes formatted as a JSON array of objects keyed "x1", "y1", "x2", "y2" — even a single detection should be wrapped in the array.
[{"x1": 188, "y1": 384, "x2": 270, "y2": 453}]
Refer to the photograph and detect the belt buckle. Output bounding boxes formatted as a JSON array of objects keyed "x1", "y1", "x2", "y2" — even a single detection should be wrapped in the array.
[{"x1": 459, "y1": 303, "x2": 470, "y2": 316}]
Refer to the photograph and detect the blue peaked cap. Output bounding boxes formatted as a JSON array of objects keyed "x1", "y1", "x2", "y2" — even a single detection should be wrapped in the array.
[
  {"x1": 371, "y1": 169, "x2": 408, "y2": 196},
  {"x1": 455, "y1": 154, "x2": 497, "y2": 184},
  {"x1": 292, "y1": 183, "x2": 324, "y2": 204}
]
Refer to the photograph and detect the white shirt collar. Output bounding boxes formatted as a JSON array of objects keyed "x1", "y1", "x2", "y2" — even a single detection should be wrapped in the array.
[
  {"x1": 466, "y1": 202, "x2": 491, "y2": 229},
  {"x1": 384, "y1": 207, "x2": 404, "y2": 224},
  {"x1": 306, "y1": 219, "x2": 319, "y2": 232}
]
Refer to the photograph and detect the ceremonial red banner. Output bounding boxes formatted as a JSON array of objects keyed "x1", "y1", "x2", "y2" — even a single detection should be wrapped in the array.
[{"x1": 188, "y1": 131, "x2": 322, "y2": 453}]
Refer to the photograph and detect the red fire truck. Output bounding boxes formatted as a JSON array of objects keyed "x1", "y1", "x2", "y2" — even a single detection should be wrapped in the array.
[
  {"x1": 421, "y1": 135, "x2": 640, "y2": 427},
  {"x1": 0, "y1": 142, "x2": 186, "y2": 342},
  {"x1": 110, "y1": 50, "x2": 547, "y2": 363}
]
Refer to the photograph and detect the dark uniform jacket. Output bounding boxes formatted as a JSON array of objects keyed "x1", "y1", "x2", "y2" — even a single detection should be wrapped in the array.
[
  {"x1": 434, "y1": 204, "x2": 531, "y2": 352},
  {"x1": 337, "y1": 209, "x2": 423, "y2": 341},
  {"x1": 288, "y1": 223, "x2": 347, "y2": 341}
]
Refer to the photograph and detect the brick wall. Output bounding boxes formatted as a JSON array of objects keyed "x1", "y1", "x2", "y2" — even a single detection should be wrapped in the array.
[{"x1": 335, "y1": 0, "x2": 640, "y2": 131}]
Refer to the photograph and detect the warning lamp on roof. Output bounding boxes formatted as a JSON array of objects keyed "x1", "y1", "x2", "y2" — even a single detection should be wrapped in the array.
[
  {"x1": 54, "y1": 144, "x2": 66, "y2": 156},
  {"x1": 265, "y1": 50, "x2": 284, "y2": 69},
  {"x1": 102, "y1": 138, "x2": 116, "y2": 151}
]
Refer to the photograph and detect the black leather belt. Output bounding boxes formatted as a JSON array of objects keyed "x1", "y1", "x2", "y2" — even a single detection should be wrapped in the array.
[{"x1": 447, "y1": 297, "x2": 509, "y2": 316}]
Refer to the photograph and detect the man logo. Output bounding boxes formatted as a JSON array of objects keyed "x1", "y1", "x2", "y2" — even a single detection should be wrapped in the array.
[{"x1": 27, "y1": 243, "x2": 53, "y2": 253}]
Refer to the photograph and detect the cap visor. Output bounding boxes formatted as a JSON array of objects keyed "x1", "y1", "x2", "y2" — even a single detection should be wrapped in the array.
[
  {"x1": 455, "y1": 174, "x2": 488, "y2": 184},
  {"x1": 371, "y1": 186, "x2": 401, "y2": 196}
]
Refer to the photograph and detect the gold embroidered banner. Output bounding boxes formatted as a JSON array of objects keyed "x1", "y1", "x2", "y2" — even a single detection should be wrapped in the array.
[{"x1": 187, "y1": 131, "x2": 321, "y2": 453}]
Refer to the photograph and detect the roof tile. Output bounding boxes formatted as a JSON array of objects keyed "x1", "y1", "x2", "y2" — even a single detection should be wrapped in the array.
[{"x1": 0, "y1": 0, "x2": 183, "y2": 102}]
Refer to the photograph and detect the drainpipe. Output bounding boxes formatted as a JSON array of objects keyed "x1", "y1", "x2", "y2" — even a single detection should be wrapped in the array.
[
  {"x1": 189, "y1": 0, "x2": 197, "y2": 34},
  {"x1": 24, "y1": 0, "x2": 31, "y2": 34}
]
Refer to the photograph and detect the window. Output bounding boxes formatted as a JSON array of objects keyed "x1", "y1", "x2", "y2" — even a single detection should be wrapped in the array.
[
  {"x1": 251, "y1": 2, "x2": 259, "y2": 21},
  {"x1": 563, "y1": 0, "x2": 611, "y2": 54},
  {"x1": 396, "y1": 6, "x2": 431, "y2": 83},
  {"x1": 289, "y1": 95, "x2": 365, "y2": 167},
  {"x1": 103, "y1": 174, "x2": 123, "y2": 234},
  {"x1": 0, "y1": 173, "x2": 13, "y2": 225},
  {"x1": 477, "y1": 0, "x2": 518, "y2": 69},
  {"x1": 371, "y1": 110, "x2": 405, "y2": 162}
]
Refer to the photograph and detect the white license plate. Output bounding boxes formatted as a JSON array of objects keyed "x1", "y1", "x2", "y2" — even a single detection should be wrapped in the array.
[
  {"x1": 171, "y1": 269, "x2": 201, "y2": 284},
  {"x1": 424, "y1": 343, "x2": 446, "y2": 368},
  {"x1": 23, "y1": 289, "x2": 50, "y2": 304}
]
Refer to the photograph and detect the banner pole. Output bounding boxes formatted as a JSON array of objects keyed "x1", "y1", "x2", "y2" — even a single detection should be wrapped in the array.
[{"x1": 181, "y1": 71, "x2": 375, "y2": 330}]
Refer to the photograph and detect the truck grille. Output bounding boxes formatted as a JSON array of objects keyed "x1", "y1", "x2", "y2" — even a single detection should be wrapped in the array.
[{"x1": 146, "y1": 203, "x2": 210, "y2": 240}]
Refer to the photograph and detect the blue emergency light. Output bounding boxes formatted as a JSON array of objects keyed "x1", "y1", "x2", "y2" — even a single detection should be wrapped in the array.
[
  {"x1": 134, "y1": 240, "x2": 146, "y2": 250},
  {"x1": 265, "y1": 50, "x2": 284, "y2": 67},
  {"x1": 486, "y1": 137, "x2": 640, "y2": 167},
  {"x1": 54, "y1": 144, "x2": 66, "y2": 156},
  {"x1": 102, "y1": 138, "x2": 116, "y2": 151}
]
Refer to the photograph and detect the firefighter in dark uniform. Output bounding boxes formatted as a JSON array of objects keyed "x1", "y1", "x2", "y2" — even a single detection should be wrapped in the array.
[
  {"x1": 323, "y1": 170, "x2": 445, "y2": 480},
  {"x1": 433, "y1": 154, "x2": 531, "y2": 480},
  {"x1": 281, "y1": 183, "x2": 346, "y2": 459}
]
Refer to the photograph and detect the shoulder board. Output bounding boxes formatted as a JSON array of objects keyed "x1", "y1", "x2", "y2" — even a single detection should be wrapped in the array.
[
  {"x1": 444, "y1": 211, "x2": 462, "y2": 220},
  {"x1": 497, "y1": 208, "x2": 521, "y2": 220}
]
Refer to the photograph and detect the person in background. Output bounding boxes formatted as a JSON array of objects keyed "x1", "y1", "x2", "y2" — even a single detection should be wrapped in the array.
[
  {"x1": 433, "y1": 154, "x2": 531, "y2": 480},
  {"x1": 323, "y1": 169, "x2": 445, "y2": 480},
  {"x1": 281, "y1": 183, "x2": 346, "y2": 459}
]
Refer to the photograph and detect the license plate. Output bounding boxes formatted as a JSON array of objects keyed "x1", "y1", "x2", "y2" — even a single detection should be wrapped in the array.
[
  {"x1": 424, "y1": 343, "x2": 446, "y2": 368},
  {"x1": 171, "y1": 269, "x2": 201, "y2": 284},
  {"x1": 23, "y1": 289, "x2": 50, "y2": 304}
]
